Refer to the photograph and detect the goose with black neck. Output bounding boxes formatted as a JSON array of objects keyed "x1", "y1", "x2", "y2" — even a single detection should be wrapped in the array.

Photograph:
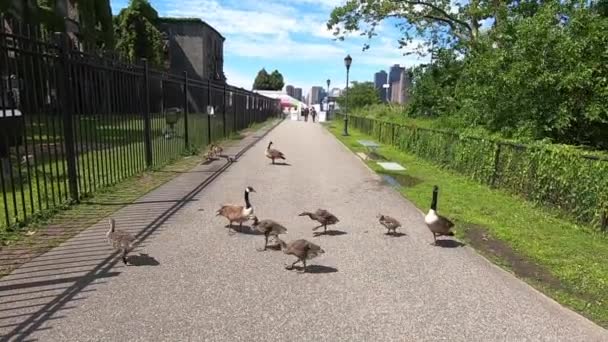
[
  {"x1": 216, "y1": 186, "x2": 257, "y2": 234},
  {"x1": 424, "y1": 185, "x2": 456, "y2": 245}
]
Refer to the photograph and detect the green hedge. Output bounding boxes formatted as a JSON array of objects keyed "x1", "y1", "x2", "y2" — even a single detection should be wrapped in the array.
[{"x1": 340, "y1": 114, "x2": 608, "y2": 230}]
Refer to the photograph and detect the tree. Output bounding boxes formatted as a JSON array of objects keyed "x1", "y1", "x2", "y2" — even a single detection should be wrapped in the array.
[
  {"x1": 327, "y1": 0, "x2": 506, "y2": 55},
  {"x1": 270, "y1": 70, "x2": 285, "y2": 91},
  {"x1": 114, "y1": 0, "x2": 164, "y2": 66},
  {"x1": 253, "y1": 68, "x2": 285, "y2": 90},
  {"x1": 337, "y1": 82, "x2": 381, "y2": 109}
]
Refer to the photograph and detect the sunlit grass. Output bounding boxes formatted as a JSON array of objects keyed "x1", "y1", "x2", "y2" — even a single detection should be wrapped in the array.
[{"x1": 326, "y1": 121, "x2": 608, "y2": 328}]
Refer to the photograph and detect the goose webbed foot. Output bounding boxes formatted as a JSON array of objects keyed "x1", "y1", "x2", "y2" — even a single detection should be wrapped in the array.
[{"x1": 297, "y1": 261, "x2": 307, "y2": 273}]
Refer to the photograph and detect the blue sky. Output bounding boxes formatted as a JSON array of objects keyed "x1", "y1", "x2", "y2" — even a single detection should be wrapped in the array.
[{"x1": 110, "y1": 0, "x2": 429, "y2": 95}]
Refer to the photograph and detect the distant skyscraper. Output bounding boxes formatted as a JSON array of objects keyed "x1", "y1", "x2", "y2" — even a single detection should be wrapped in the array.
[
  {"x1": 374, "y1": 70, "x2": 388, "y2": 102},
  {"x1": 286, "y1": 85, "x2": 295, "y2": 97},
  {"x1": 390, "y1": 68, "x2": 412, "y2": 104},
  {"x1": 294, "y1": 87, "x2": 303, "y2": 101},
  {"x1": 388, "y1": 64, "x2": 404, "y2": 102},
  {"x1": 308, "y1": 86, "x2": 323, "y2": 105}
]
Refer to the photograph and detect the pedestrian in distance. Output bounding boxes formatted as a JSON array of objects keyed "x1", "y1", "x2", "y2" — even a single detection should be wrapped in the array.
[{"x1": 311, "y1": 108, "x2": 317, "y2": 123}]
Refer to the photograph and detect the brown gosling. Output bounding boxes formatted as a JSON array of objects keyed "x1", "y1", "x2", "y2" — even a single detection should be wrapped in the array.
[
  {"x1": 424, "y1": 185, "x2": 455, "y2": 245},
  {"x1": 216, "y1": 186, "x2": 256, "y2": 234},
  {"x1": 265, "y1": 141, "x2": 286, "y2": 164},
  {"x1": 298, "y1": 209, "x2": 339, "y2": 235},
  {"x1": 106, "y1": 218, "x2": 136, "y2": 265},
  {"x1": 211, "y1": 144, "x2": 223, "y2": 157},
  {"x1": 377, "y1": 214, "x2": 402, "y2": 235},
  {"x1": 251, "y1": 216, "x2": 288, "y2": 251},
  {"x1": 276, "y1": 238, "x2": 325, "y2": 273}
]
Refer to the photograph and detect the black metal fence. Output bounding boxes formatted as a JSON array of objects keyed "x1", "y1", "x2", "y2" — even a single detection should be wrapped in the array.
[
  {"x1": 337, "y1": 113, "x2": 608, "y2": 231},
  {"x1": 0, "y1": 20, "x2": 280, "y2": 231}
]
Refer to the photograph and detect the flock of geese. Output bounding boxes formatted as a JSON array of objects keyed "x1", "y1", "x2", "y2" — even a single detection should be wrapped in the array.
[{"x1": 106, "y1": 140, "x2": 456, "y2": 273}]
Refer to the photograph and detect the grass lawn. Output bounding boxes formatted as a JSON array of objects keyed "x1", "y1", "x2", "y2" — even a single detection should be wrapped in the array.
[
  {"x1": 0, "y1": 117, "x2": 277, "y2": 248},
  {"x1": 325, "y1": 121, "x2": 608, "y2": 328},
  {"x1": 0, "y1": 112, "x2": 260, "y2": 233}
]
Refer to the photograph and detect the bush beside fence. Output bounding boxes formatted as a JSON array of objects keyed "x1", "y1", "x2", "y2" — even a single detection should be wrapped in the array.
[
  {"x1": 0, "y1": 20, "x2": 280, "y2": 232},
  {"x1": 336, "y1": 114, "x2": 608, "y2": 231}
]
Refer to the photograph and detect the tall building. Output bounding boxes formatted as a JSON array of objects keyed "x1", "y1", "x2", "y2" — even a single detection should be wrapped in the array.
[
  {"x1": 159, "y1": 18, "x2": 225, "y2": 81},
  {"x1": 330, "y1": 87, "x2": 342, "y2": 97},
  {"x1": 390, "y1": 68, "x2": 412, "y2": 104},
  {"x1": 285, "y1": 85, "x2": 295, "y2": 97},
  {"x1": 294, "y1": 88, "x2": 303, "y2": 101},
  {"x1": 388, "y1": 64, "x2": 404, "y2": 102},
  {"x1": 374, "y1": 70, "x2": 388, "y2": 102},
  {"x1": 308, "y1": 86, "x2": 323, "y2": 105}
]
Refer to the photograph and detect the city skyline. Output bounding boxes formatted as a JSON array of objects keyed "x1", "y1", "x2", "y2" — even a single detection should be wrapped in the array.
[{"x1": 109, "y1": 0, "x2": 430, "y2": 93}]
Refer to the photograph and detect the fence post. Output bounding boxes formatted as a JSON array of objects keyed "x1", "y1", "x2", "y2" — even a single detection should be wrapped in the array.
[
  {"x1": 183, "y1": 71, "x2": 189, "y2": 147},
  {"x1": 222, "y1": 83, "x2": 227, "y2": 138},
  {"x1": 56, "y1": 32, "x2": 79, "y2": 202},
  {"x1": 391, "y1": 123, "x2": 396, "y2": 145},
  {"x1": 233, "y1": 90, "x2": 237, "y2": 133},
  {"x1": 141, "y1": 59, "x2": 153, "y2": 167},
  {"x1": 490, "y1": 142, "x2": 502, "y2": 187},
  {"x1": 207, "y1": 79, "x2": 212, "y2": 144}
]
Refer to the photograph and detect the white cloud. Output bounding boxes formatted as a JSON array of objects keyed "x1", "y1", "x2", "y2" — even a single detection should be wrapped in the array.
[{"x1": 224, "y1": 68, "x2": 254, "y2": 90}]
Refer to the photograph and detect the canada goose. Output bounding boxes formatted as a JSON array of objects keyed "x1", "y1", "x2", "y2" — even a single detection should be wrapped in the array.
[
  {"x1": 106, "y1": 218, "x2": 136, "y2": 265},
  {"x1": 265, "y1": 141, "x2": 286, "y2": 164},
  {"x1": 251, "y1": 216, "x2": 288, "y2": 251},
  {"x1": 211, "y1": 144, "x2": 223, "y2": 157},
  {"x1": 202, "y1": 150, "x2": 215, "y2": 162},
  {"x1": 299, "y1": 209, "x2": 339, "y2": 234},
  {"x1": 377, "y1": 214, "x2": 401, "y2": 235},
  {"x1": 216, "y1": 186, "x2": 256, "y2": 234},
  {"x1": 276, "y1": 238, "x2": 325, "y2": 273},
  {"x1": 424, "y1": 185, "x2": 455, "y2": 245}
]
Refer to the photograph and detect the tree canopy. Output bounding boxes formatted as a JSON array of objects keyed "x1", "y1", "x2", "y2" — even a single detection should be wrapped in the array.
[
  {"x1": 253, "y1": 68, "x2": 285, "y2": 90},
  {"x1": 114, "y1": 0, "x2": 164, "y2": 67},
  {"x1": 337, "y1": 81, "x2": 381, "y2": 109},
  {"x1": 329, "y1": 1, "x2": 608, "y2": 149}
]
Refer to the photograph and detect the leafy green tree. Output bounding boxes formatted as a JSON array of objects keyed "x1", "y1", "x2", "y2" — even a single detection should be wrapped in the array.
[
  {"x1": 114, "y1": 0, "x2": 164, "y2": 66},
  {"x1": 270, "y1": 70, "x2": 285, "y2": 91},
  {"x1": 253, "y1": 68, "x2": 284, "y2": 90},
  {"x1": 337, "y1": 81, "x2": 381, "y2": 109},
  {"x1": 327, "y1": 0, "x2": 513, "y2": 55}
]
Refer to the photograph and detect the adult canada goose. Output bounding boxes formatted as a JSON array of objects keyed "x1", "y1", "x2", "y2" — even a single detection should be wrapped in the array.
[
  {"x1": 106, "y1": 218, "x2": 136, "y2": 265},
  {"x1": 298, "y1": 209, "x2": 339, "y2": 235},
  {"x1": 276, "y1": 238, "x2": 325, "y2": 273},
  {"x1": 216, "y1": 186, "x2": 256, "y2": 234},
  {"x1": 265, "y1": 141, "x2": 286, "y2": 164},
  {"x1": 251, "y1": 216, "x2": 288, "y2": 251},
  {"x1": 424, "y1": 185, "x2": 455, "y2": 245},
  {"x1": 377, "y1": 214, "x2": 401, "y2": 235}
]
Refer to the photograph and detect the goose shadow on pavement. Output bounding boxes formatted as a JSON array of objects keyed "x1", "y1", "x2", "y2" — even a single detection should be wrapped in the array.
[
  {"x1": 127, "y1": 253, "x2": 160, "y2": 266},
  {"x1": 313, "y1": 230, "x2": 347, "y2": 237},
  {"x1": 270, "y1": 162, "x2": 291, "y2": 166},
  {"x1": 289, "y1": 265, "x2": 338, "y2": 274},
  {"x1": 227, "y1": 224, "x2": 263, "y2": 235},
  {"x1": 384, "y1": 232, "x2": 407, "y2": 237},
  {"x1": 433, "y1": 239, "x2": 466, "y2": 248}
]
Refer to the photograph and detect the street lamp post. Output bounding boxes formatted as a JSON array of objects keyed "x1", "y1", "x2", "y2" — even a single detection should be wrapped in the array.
[
  {"x1": 326, "y1": 79, "x2": 331, "y2": 118},
  {"x1": 343, "y1": 54, "x2": 352, "y2": 136}
]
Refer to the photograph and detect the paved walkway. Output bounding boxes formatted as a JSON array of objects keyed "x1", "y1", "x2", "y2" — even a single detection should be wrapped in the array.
[{"x1": 1, "y1": 120, "x2": 606, "y2": 341}]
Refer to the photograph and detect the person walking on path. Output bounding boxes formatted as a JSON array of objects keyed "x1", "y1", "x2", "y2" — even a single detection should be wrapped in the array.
[
  {"x1": 311, "y1": 108, "x2": 317, "y2": 123},
  {"x1": 303, "y1": 108, "x2": 309, "y2": 122}
]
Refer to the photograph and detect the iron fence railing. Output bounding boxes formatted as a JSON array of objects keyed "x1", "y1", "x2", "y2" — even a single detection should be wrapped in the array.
[
  {"x1": 335, "y1": 113, "x2": 608, "y2": 231},
  {"x1": 0, "y1": 19, "x2": 280, "y2": 231}
]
